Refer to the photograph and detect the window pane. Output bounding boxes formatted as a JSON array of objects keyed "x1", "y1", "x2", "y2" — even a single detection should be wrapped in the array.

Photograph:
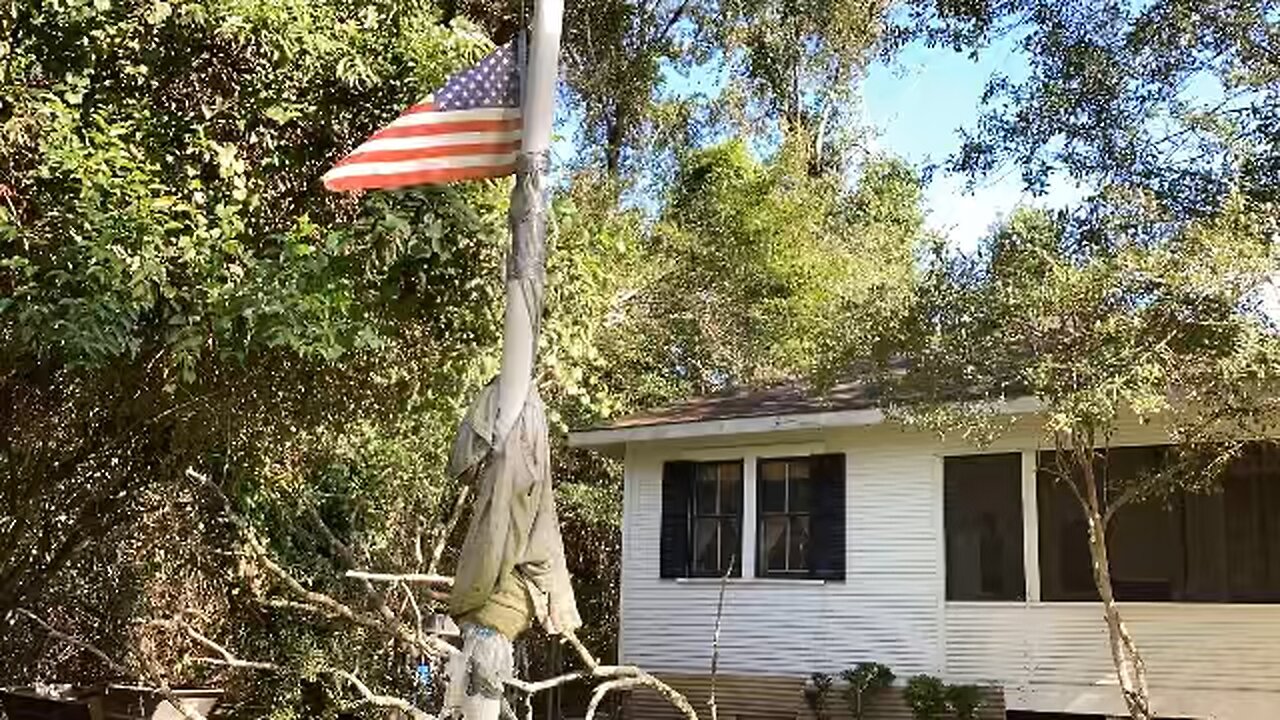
[
  {"x1": 693, "y1": 518, "x2": 720, "y2": 574},
  {"x1": 720, "y1": 519, "x2": 740, "y2": 574},
  {"x1": 697, "y1": 471, "x2": 719, "y2": 515},
  {"x1": 1034, "y1": 441, "x2": 1280, "y2": 603},
  {"x1": 1038, "y1": 458, "x2": 1100, "y2": 601},
  {"x1": 760, "y1": 460, "x2": 786, "y2": 482},
  {"x1": 789, "y1": 475, "x2": 812, "y2": 513},
  {"x1": 789, "y1": 516, "x2": 810, "y2": 571},
  {"x1": 763, "y1": 517, "x2": 787, "y2": 571},
  {"x1": 718, "y1": 462, "x2": 742, "y2": 484},
  {"x1": 721, "y1": 474, "x2": 742, "y2": 515},
  {"x1": 945, "y1": 454, "x2": 1025, "y2": 601},
  {"x1": 1107, "y1": 498, "x2": 1175, "y2": 601},
  {"x1": 788, "y1": 459, "x2": 810, "y2": 481},
  {"x1": 761, "y1": 477, "x2": 786, "y2": 514},
  {"x1": 1038, "y1": 448, "x2": 1174, "y2": 601}
]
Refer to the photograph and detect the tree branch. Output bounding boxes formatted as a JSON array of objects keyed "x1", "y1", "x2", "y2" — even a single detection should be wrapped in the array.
[
  {"x1": 345, "y1": 570, "x2": 454, "y2": 587},
  {"x1": 15, "y1": 608, "x2": 129, "y2": 676},
  {"x1": 17, "y1": 609, "x2": 208, "y2": 720},
  {"x1": 584, "y1": 678, "x2": 647, "y2": 720},
  {"x1": 334, "y1": 669, "x2": 436, "y2": 720},
  {"x1": 185, "y1": 468, "x2": 456, "y2": 659}
]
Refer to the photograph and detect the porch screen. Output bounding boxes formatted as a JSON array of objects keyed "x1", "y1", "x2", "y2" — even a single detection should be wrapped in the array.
[
  {"x1": 1038, "y1": 442, "x2": 1280, "y2": 602},
  {"x1": 944, "y1": 453, "x2": 1026, "y2": 600}
]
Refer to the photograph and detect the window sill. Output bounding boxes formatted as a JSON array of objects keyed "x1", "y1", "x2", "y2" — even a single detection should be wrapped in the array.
[{"x1": 673, "y1": 577, "x2": 828, "y2": 586}]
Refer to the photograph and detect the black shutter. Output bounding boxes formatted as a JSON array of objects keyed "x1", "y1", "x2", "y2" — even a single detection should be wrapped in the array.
[
  {"x1": 809, "y1": 453, "x2": 847, "y2": 580},
  {"x1": 660, "y1": 461, "x2": 695, "y2": 578}
]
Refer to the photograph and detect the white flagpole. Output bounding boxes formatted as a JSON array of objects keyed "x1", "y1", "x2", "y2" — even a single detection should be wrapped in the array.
[{"x1": 494, "y1": 0, "x2": 564, "y2": 443}]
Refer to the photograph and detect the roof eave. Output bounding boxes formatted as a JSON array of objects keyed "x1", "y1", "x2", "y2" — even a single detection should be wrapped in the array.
[{"x1": 567, "y1": 396, "x2": 1042, "y2": 450}]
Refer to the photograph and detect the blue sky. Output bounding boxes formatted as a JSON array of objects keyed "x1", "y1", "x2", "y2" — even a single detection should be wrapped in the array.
[{"x1": 860, "y1": 35, "x2": 1087, "y2": 252}]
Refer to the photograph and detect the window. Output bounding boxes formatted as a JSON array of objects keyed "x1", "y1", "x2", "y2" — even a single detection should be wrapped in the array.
[
  {"x1": 944, "y1": 454, "x2": 1026, "y2": 600},
  {"x1": 758, "y1": 458, "x2": 812, "y2": 575},
  {"x1": 757, "y1": 454, "x2": 846, "y2": 580},
  {"x1": 660, "y1": 460, "x2": 743, "y2": 578},
  {"x1": 1038, "y1": 443, "x2": 1280, "y2": 602}
]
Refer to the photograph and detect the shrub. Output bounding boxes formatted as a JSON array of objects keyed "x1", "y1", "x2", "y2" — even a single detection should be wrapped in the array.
[
  {"x1": 904, "y1": 674, "x2": 948, "y2": 720},
  {"x1": 803, "y1": 672, "x2": 834, "y2": 720},
  {"x1": 945, "y1": 684, "x2": 982, "y2": 720},
  {"x1": 839, "y1": 662, "x2": 895, "y2": 720}
]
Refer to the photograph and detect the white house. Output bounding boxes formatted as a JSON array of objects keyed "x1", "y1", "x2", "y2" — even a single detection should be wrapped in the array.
[{"x1": 569, "y1": 380, "x2": 1280, "y2": 720}]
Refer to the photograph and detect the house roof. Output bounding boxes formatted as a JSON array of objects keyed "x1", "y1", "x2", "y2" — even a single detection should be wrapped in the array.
[
  {"x1": 591, "y1": 377, "x2": 884, "y2": 430},
  {"x1": 567, "y1": 375, "x2": 1039, "y2": 451}
]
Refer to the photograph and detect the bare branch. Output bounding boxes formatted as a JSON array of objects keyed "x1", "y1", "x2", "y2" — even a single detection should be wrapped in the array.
[
  {"x1": 15, "y1": 608, "x2": 129, "y2": 676},
  {"x1": 345, "y1": 570, "x2": 455, "y2": 587},
  {"x1": 428, "y1": 485, "x2": 472, "y2": 575},
  {"x1": 584, "y1": 678, "x2": 647, "y2": 720},
  {"x1": 185, "y1": 468, "x2": 456, "y2": 659},
  {"x1": 708, "y1": 556, "x2": 733, "y2": 720},
  {"x1": 169, "y1": 619, "x2": 280, "y2": 672},
  {"x1": 18, "y1": 609, "x2": 208, "y2": 720},
  {"x1": 334, "y1": 669, "x2": 437, "y2": 720}
]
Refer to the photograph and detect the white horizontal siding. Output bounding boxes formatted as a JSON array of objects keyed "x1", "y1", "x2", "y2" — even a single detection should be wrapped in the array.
[
  {"x1": 620, "y1": 435, "x2": 944, "y2": 678},
  {"x1": 617, "y1": 417, "x2": 1280, "y2": 719},
  {"x1": 945, "y1": 602, "x2": 1280, "y2": 716}
]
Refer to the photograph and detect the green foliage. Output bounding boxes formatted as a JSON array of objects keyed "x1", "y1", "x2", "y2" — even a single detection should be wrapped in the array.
[
  {"x1": 839, "y1": 662, "x2": 895, "y2": 720},
  {"x1": 620, "y1": 140, "x2": 924, "y2": 395},
  {"x1": 903, "y1": 674, "x2": 948, "y2": 720},
  {"x1": 945, "y1": 684, "x2": 982, "y2": 720},
  {"x1": 803, "y1": 671, "x2": 835, "y2": 720},
  {"x1": 0, "y1": 0, "x2": 514, "y2": 714},
  {"x1": 902, "y1": 0, "x2": 1280, "y2": 211},
  {"x1": 902, "y1": 675, "x2": 983, "y2": 720}
]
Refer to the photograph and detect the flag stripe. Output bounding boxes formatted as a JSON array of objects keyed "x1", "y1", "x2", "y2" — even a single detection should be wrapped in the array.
[
  {"x1": 325, "y1": 152, "x2": 519, "y2": 181},
  {"x1": 342, "y1": 130, "x2": 521, "y2": 156},
  {"x1": 339, "y1": 141, "x2": 522, "y2": 166},
  {"x1": 369, "y1": 119, "x2": 521, "y2": 142},
  {"x1": 324, "y1": 163, "x2": 517, "y2": 191},
  {"x1": 386, "y1": 105, "x2": 521, "y2": 128}
]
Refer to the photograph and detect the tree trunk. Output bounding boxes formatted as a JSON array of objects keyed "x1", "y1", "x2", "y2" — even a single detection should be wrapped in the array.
[{"x1": 1074, "y1": 436, "x2": 1152, "y2": 720}]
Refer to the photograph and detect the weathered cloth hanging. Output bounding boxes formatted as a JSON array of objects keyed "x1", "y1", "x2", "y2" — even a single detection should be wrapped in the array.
[{"x1": 446, "y1": 377, "x2": 582, "y2": 639}]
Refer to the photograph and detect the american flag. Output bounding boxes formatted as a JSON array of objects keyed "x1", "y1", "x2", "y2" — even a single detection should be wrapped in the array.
[{"x1": 323, "y1": 42, "x2": 522, "y2": 192}]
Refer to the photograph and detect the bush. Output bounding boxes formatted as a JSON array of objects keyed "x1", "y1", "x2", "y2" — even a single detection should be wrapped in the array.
[
  {"x1": 839, "y1": 662, "x2": 895, "y2": 720},
  {"x1": 904, "y1": 674, "x2": 948, "y2": 720}
]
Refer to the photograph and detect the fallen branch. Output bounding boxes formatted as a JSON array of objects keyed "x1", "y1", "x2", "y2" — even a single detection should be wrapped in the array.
[
  {"x1": 15, "y1": 608, "x2": 129, "y2": 676},
  {"x1": 156, "y1": 617, "x2": 439, "y2": 720},
  {"x1": 167, "y1": 618, "x2": 279, "y2": 672},
  {"x1": 185, "y1": 467, "x2": 456, "y2": 659},
  {"x1": 427, "y1": 485, "x2": 471, "y2": 575},
  {"x1": 17, "y1": 609, "x2": 208, "y2": 720},
  {"x1": 335, "y1": 669, "x2": 437, "y2": 720},
  {"x1": 585, "y1": 677, "x2": 647, "y2": 720},
  {"x1": 345, "y1": 570, "x2": 455, "y2": 588},
  {"x1": 502, "y1": 629, "x2": 699, "y2": 720}
]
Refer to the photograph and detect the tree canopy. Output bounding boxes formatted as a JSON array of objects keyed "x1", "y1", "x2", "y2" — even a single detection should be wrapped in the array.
[{"x1": 2, "y1": 0, "x2": 1277, "y2": 717}]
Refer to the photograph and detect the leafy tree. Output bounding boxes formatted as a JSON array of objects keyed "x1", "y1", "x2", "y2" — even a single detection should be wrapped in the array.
[
  {"x1": 902, "y1": 0, "x2": 1280, "y2": 212},
  {"x1": 896, "y1": 197, "x2": 1280, "y2": 719},
  {"x1": 0, "y1": 0, "x2": 517, "y2": 712},
  {"x1": 611, "y1": 140, "x2": 924, "y2": 397}
]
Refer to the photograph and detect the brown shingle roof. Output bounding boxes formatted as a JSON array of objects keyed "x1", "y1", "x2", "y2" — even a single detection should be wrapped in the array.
[{"x1": 586, "y1": 377, "x2": 886, "y2": 431}]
